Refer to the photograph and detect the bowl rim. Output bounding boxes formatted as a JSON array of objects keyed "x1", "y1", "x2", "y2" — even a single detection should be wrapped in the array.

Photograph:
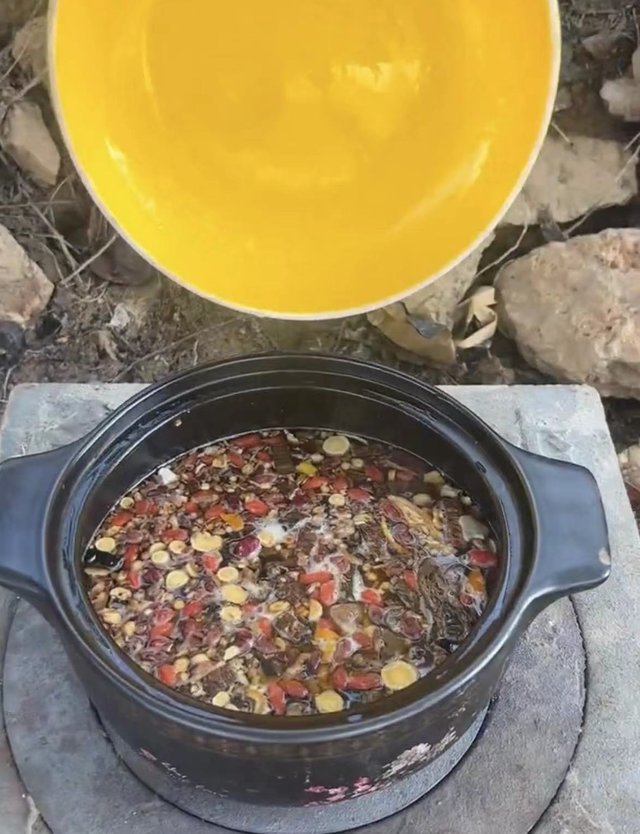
[
  {"x1": 47, "y1": 354, "x2": 538, "y2": 744},
  {"x1": 47, "y1": 0, "x2": 562, "y2": 321}
]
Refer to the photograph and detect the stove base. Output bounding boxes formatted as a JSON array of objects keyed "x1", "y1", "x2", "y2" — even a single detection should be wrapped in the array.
[
  {"x1": 108, "y1": 709, "x2": 485, "y2": 834},
  {"x1": 4, "y1": 599, "x2": 585, "y2": 834}
]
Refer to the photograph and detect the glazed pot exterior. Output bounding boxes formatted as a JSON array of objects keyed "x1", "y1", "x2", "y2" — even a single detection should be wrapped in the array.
[{"x1": 0, "y1": 355, "x2": 610, "y2": 805}]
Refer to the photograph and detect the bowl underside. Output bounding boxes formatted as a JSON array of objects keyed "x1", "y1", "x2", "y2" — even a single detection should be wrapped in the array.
[{"x1": 51, "y1": 0, "x2": 558, "y2": 318}]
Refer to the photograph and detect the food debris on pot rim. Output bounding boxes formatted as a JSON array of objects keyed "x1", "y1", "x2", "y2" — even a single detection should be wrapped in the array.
[{"x1": 84, "y1": 430, "x2": 498, "y2": 717}]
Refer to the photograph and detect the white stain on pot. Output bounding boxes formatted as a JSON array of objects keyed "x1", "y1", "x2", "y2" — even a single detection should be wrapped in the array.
[
  {"x1": 161, "y1": 761, "x2": 189, "y2": 781},
  {"x1": 139, "y1": 728, "x2": 459, "y2": 806},
  {"x1": 305, "y1": 728, "x2": 458, "y2": 804}
]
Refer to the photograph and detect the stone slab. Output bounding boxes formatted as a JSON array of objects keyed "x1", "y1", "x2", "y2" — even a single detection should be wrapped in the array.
[
  {"x1": 1, "y1": 382, "x2": 638, "y2": 834},
  {"x1": 4, "y1": 598, "x2": 581, "y2": 834}
]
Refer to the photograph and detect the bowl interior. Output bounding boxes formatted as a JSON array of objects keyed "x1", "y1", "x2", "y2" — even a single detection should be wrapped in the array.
[{"x1": 51, "y1": 0, "x2": 558, "y2": 318}]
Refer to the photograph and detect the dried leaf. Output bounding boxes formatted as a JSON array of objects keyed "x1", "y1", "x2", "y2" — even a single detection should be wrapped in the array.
[
  {"x1": 454, "y1": 286, "x2": 498, "y2": 351},
  {"x1": 368, "y1": 304, "x2": 457, "y2": 366}
]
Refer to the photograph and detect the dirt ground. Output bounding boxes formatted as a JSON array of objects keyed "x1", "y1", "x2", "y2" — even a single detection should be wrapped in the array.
[{"x1": 1, "y1": 0, "x2": 640, "y2": 450}]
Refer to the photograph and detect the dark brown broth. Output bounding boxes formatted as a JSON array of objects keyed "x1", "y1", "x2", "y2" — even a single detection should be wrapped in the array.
[{"x1": 84, "y1": 430, "x2": 497, "y2": 715}]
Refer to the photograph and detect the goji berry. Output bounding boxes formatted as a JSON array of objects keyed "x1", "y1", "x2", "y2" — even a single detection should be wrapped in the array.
[
  {"x1": 320, "y1": 580, "x2": 337, "y2": 607},
  {"x1": 246, "y1": 498, "x2": 269, "y2": 516},
  {"x1": 348, "y1": 673, "x2": 382, "y2": 691},
  {"x1": 332, "y1": 666, "x2": 350, "y2": 690},
  {"x1": 134, "y1": 500, "x2": 156, "y2": 516},
  {"x1": 361, "y1": 588, "x2": 382, "y2": 606},
  {"x1": 162, "y1": 527, "x2": 189, "y2": 542},
  {"x1": 128, "y1": 571, "x2": 142, "y2": 589},
  {"x1": 267, "y1": 681, "x2": 287, "y2": 715},
  {"x1": 183, "y1": 600, "x2": 203, "y2": 618},
  {"x1": 111, "y1": 511, "x2": 133, "y2": 527},
  {"x1": 123, "y1": 545, "x2": 139, "y2": 568},
  {"x1": 158, "y1": 665, "x2": 177, "y2": 687},
  {"x1": 403, "y1": 570, "x2": 418, "y2": 591},
  {"x1": 150, "y1": 622, "x2": 173, "y2": 639},
  {"x1": 364, "y1": 464, "x2": 384, "y2": 482},
  {"x1": 204, "y1": 504, "x2": 225, "y2": 520},
  {"x1": 279, "y1": 679, "x2": 309, "y2": 699},
  {"x1": 300, "y1": 571, "x2": 333, "y2": 585},
  {"x1": 183, "y1": 501, "x2": 199, "y2": 515},
  {"x1": 228, "y1": 451, "x2": 245, "y2": 468},
  {"x1": 467, "y1": 549, "x2": 498, "y2": 568},
  {"x1": 303, "y1": 476, "x2": 329, "y2": 491},
  {"x1": 257, "y1": 450, "x2": 272, "y2": 462},
  {"x1": 354, "y1": 631, "x2": 373, "y2": 648},
  {"x1": 235, "y1": 433, "x2": 262, "y2": 449},
  {"x1": 257, "y1": 617, "x2": 273, "y2": 637},
  {"x1": 348, "y1": 487, "x2": 372, "y2": 502},
  {"x1": 332, "y1": 476, "x2": 349, "y2": 493},
  {"x1": 202, "y1": 553, "x2": 222, "y2": 573}
]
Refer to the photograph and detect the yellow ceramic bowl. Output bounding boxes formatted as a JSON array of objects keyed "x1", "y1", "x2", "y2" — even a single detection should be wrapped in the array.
[{"x1": 50, "y1": 0, "x2": 559, "y2": 319}]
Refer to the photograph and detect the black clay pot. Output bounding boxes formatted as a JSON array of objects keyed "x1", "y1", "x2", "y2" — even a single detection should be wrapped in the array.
[{"x1": 0, "y1": 355, "x2": 610, "y2": 814}]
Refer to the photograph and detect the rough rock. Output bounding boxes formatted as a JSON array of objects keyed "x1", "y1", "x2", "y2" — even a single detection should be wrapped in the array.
[
  {"x1": 0, "y1": 224, "x2": 54, "y2": 327},
  {"x1": 0, "y1": 0, "x2": 40, "y2": 42},
  {"x1": 496, "y1": 229, "x2": 640, "y2": 398},
  {"x1": 367, "y1": 235, "x2": 494, "y2": 367},
  {"x1": 601, "y1": 46, "x2": 640, "y2": 122},
  {"x1": 619, "y1": 444, "x2": 640, "y2": 491},
  {"x1": 554, "y1": 86, "x2": 572, "y2": 113},
  {"x1": 601, "y1": 78, "x2": 640, "y2": 122},
  {"x1": 108, "y1": 304, "x2": 131, "y2": 332},
  {"x1": 0, "y1": 321, "x2": 25, "y2": 362},
  {"x1": 11, "y1": 16, "x2": 48, "y2": 86},
  {"x1": 582, "y1": 30, "x2": 623, "y2": 62},
  {"x1": 503, "y1": 135, "x2": 638, "y2": 226},
  {"x1": 570, "y1": 0, "x2": 630, "y2": 9},
  {"x1": 1, "y1": 102, "x2": 60, "y2": 188}
]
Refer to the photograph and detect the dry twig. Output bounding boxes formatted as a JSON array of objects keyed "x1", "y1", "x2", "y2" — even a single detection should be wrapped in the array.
[
  {"x1": 112, "y1": 318, "x2": 239, "y2": 382},
  {"x1": 62, "y1": 233, "x2": 117, "y2": 285},
  {"x1": 478, "y1": 225, "x2": 529, "y2": 280}
]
